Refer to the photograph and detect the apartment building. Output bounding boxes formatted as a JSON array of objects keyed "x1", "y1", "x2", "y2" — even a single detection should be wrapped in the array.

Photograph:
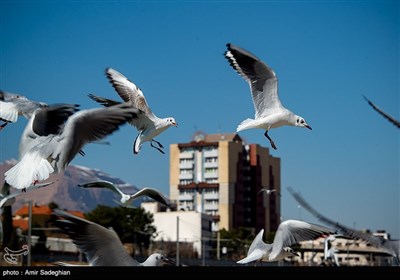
[{"x1": 169, "y1": 132, "x2": 281, "y2": 234}]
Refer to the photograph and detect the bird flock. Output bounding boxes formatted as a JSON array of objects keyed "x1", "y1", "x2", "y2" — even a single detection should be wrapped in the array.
[{"x1": 1, "y1": 43, "x2": 397, "y2": 266}]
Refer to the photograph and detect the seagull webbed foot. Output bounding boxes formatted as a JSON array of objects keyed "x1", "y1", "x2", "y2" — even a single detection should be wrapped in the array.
[
  {"x1": 150, "y1": 140, "x2": 165, "y2": 154},
  {"x1": 264, "y1": 131, "x2": 277, "y2": 150}
]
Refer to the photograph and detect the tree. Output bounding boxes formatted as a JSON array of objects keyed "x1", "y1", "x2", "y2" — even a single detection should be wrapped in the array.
[
  {"x1": 218, "y1": 227, "x2": 255, "y2": 260},
  {"x1": 85, "y1": 205, "x2": 156, "y2": 255}
]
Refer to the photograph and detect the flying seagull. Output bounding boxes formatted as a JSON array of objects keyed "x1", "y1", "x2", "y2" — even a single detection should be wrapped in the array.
[
  {"x1": 0, "y1": 90, "x2": 47, "y2": 131},
  {"x1": 363, "y1": 95, "x2": 400, "y2": 128},
  {"x1": 258, "y1": 188, "x2": 281, "y2": 197},
  {"x1": 5, "y1": 103, "x2": 139, "y2": 190},
  {"x1": 0, "y1": 181, "x2": 55, "y2": 208},
  {"x1": 287, "y1": 186, "x2": 400, "y2": 265},
  {"x1": 323, "y1": 234, "x2": 340, "y2": 266},
  {"x1": 53, "y1": 209, "x2": 174, "y2": 266},
  {"x1": 88, "y1": 67, "x2": 178, "y2": 155},
  {"x1": 78, "y1": 180, "x2": 170, "y2": 208},
  {"x1": 224, "y1": 43, "x2": 312, "y2": 150},
  {"x1": 237, "y1": 219, "x2": 333, "y2": 264}
]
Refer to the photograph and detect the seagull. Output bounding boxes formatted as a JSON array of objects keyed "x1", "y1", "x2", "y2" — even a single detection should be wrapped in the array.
[
  {"x1": 53, "y1": 209, "x2": 174, "y2": 266},
  {"x1": 258, "y1": 188, "x2": 281, "y2": 197},
  {"x1": 224, "y1": 43, "x2": 312, "y2": 150},
  {"x1": 0, "y1": 90, "x2": 47, "y2": 130},
  {"x1": 363, "y1": 95, "x2": 400, "y2": 128},
  {"x1": 287, "y1": 186, "x2": 400, "y2": 265},
  {"x1": 237, "y1": 219, "x2": 334, "y2": 264},
  {"x1": 88, "y1": 67, "x2": 178, "y2": 155},
  {"x1": 323, "y1": 234, "x2": 340, "y2": 266},
  {"x1": 0, "y1": 181, "x2": 54, "y2": 208},
  {"x1": 4, "y1": 103, "x2": 139, "y2": 190},
  {"x1": 77, "y1": 180, "x2": 170, "y2": 208}
]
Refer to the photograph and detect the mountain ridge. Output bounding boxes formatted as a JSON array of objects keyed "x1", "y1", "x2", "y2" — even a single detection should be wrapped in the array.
[{"x1": 0, "y1": 159, "x2": 146, "y2": 213}]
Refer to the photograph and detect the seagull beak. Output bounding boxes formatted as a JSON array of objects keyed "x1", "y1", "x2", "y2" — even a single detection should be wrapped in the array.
[
  {"x1": 305, "y1": 124, "x2": 312, "y2": 130},
  {"x1": 173, "y1": 122, "x2": 178, "y2": 127},
  {"x1": 294, "y1": 252, "x2": 300, "y2": 257}
]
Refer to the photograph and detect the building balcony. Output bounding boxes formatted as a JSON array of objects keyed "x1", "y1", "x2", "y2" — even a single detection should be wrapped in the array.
[
  {"x1": 179, "y1": 173, "x2": 194, "y2": 180},
  {"x1": 179, "y1": 151, "x2": 194, "y2": 158},
  {"x1": 203, "y1": 172, "x2": 218, "y2": 179},
  {"x1": 204, "y1": 162, "x2": 218, "y2": 168},
  {"x1": 203, "y1": 193, "x2": 219, "y2": 200},
  {"x1": 204, "y1": 203, "x2": 218, "y2": 211},
  {"x1": 179, "y1": 162, "x2": 194, "y2": 169},
  {"x1": 178, "y1": 193, "x2": 194, "y2": 201},
  {"x1": 204, "y1": 150, "x2": 218, "y2": 157}
]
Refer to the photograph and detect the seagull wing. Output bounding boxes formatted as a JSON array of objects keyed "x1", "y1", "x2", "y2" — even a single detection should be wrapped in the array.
[
  {"x1": 224, "y1": 43, "x2": 284, "y2": 118},
  {"x1": 237, "y1": 229, "x2": 270, "y2": 264},
  {"x1": 270, "y1": 219, "x2": 333, "y2": 261},
  {"x1": 53, "y1": 103, "x2": 138, "y2": 171},
  {"x1": 105, "y1": 68, "x2": 157, "y2": 118},
  {"x1": 0, "y1": 182, "x2": 54, "y2": 208},
  {"x1": 287, "y1": 186, "x2": 400, "y2": 262},
  {"x1": 53, "y1": 209, "x2": 139, "y2": 266},
  {"x1": 129, "y1": 188, "x2": 169, "y2": 206},
  {"x1": 363, "y1": 95, "x2": 400, "y2": 128},
  {"x1": 87, "y1": 94, "x2": 121, "y2": 107},
  {"x1": 78, "y1": 180, "x2": 125, "y2": 197},
  {"x1": 32, "y1": 104, "x2": 79, "y2": 136},
  {"x1": 88, "y1": 93, "x2": 154, "y2": 132}
]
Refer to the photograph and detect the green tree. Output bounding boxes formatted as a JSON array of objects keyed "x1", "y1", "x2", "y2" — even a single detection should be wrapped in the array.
[
  {"x1": 85, "y1": 205, "x2": 156, "y2": 254},
  {"x1": 218, "y1": 227, "x2": 255, "y2": 259}
]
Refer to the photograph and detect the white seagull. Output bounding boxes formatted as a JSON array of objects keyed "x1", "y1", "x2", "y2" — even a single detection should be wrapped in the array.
[
  {"x1": 237, "y1": 219, "x2": 333, "y2": 264},
  {"x1": 258, "y1": 188, "x2": 281, "y2": 197},
  {"x1": 323, "y1": 234, "x2": 340, "y2": 266},
  {"x1": 0, "y1": 181, "x2": 55, "y2": 208},
  {"x1": 287, "y1": 186, "x2": 400, "y2": 265},
  {"x1": 363, "y1": 95, "x2": 400, "y2": 128},
  {"x1": 4, "y1": 103, "x2": 139, "y2": 190},
  {"x1": 53, "y1": 209, "x2": 174, "y2": 266},
  {"x1": 88, "y1": 67, "x2": 178, "y2": 155},
  {"x1": 78, "y1": 180, "x2": 170, "y2": 208},
  {"x1": 224, "y1": 43, "x2": 312, "y2": 150},
  {"x1": 0, "y1": 90, "x2": 47, "y2": 130}
]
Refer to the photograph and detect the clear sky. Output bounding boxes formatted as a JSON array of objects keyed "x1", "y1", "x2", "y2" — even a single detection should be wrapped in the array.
[{"x1": 1, "y1": 1, "x2": 398, "y2": 238}]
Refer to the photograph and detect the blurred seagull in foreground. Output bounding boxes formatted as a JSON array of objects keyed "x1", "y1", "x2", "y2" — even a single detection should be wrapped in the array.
[
  {"x1": 0, "y1": 181, "x2": 54, "y2": 208},
  {"x1": 5, "y1": 103, "x2": 139, "y2": 190},
  {"x1": 237, "y1": 219, "x2": 334, "y2": 264},
  {"x1": 88, "y1": 67, "x2": 178, "y2": 155},
  {"x1": 224, "y1": 43, "x2": 312, "y2": 150},
  {"x1": 287, "y1": 186, "x2": 400, "y2": 265},
  {"x1": 53, "y1": 209, "x2": 174, "y2": 266},
  {"x1": 363, "y1": 95, "x2": 400, "y2": 128},
  {"x1": 0, "y1": 90, "x2": 47, "y2": 131},
  {"x1": 78, "y1": 180, "x2": 170, "y2": 208}
]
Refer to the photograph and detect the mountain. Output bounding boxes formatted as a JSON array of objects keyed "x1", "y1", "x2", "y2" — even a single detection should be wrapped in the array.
[{"x1": 0, "y1": 159, "x2": 144, "y2": 213}]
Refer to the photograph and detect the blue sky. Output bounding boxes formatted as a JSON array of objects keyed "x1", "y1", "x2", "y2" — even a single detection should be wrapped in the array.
[{"x1": 1, "y1": 1, "x2": 399, "y2": 238}]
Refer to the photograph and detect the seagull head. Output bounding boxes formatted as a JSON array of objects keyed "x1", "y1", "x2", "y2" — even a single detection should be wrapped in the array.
[
  {"x1": 167, "y1": 117, "x2": 178, "y2": 127},
  {"x1": 143, "y1": 253, "x2": 175, "y2": 266},
  {"x1": 283, "y1": 247, "x2": 300, "y2": 258},
  {"x1": 295, "y1": 116, "x2": 312, "y2": 130}
]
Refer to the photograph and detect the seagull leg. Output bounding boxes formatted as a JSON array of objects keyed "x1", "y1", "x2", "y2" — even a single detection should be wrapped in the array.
[
  {"x1": 150, "y1": 140, "x2": 165, "y2": 154},
  {"x1": 264, "y1": 130, "x2": 277, "y2": 150},
  {"x1": 152, "y1": 139, "x2": 164, "y2": 149}
]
